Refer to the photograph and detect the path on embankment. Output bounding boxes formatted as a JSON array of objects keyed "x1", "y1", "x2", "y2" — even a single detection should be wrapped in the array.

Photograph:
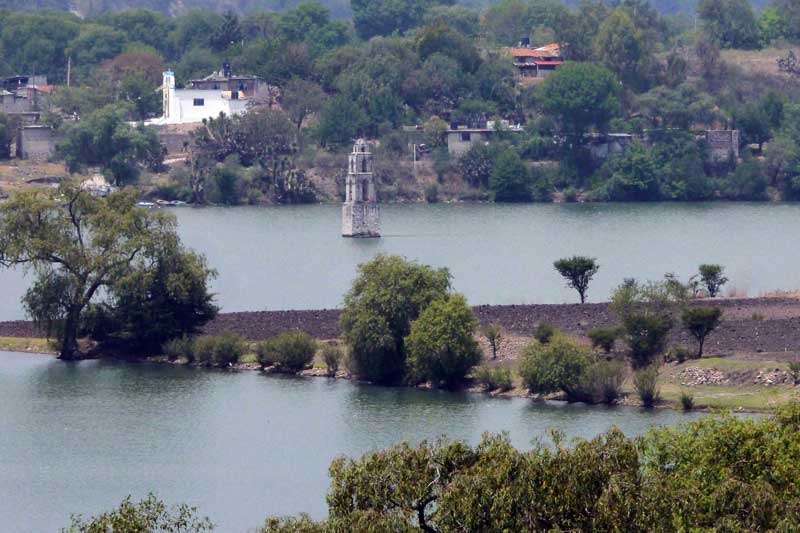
[{"x1": 2, "y1": 297, "x2": 800, "y2": 359}]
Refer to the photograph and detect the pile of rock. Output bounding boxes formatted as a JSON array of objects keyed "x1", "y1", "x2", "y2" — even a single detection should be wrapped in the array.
[
  {"x1": 679, "y1": 366, "x2": 729, "y2": 386},
  {"x1": 754, "y1": 369, "x2": 791, "y2": 386}
]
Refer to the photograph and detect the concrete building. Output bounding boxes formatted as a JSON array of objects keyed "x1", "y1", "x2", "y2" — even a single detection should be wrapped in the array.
[
  {"x1": 704, "y1": 130, "x2": 740, "y2": 163},
  {"x1": 445, "y1": 120, "x2": 523, "y2": 157},
  {"x1": 342, "y1": 139, "x2": 380, "y2": 238},
  {"x1": 15, "y1": 124, "x2": 57, "y2": 161},
  {"x1": 0, "y1": 75, "x2": 52, "y2": 125},
  {"x1": 146, "y1": 69, "x2": 257, "y2": 126}
]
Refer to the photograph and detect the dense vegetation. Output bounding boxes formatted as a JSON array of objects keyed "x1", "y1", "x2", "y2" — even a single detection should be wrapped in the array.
[
  {"x1": 1, "y1": 0, "x2": 798, "y2": 204},
  {"x1": 66, "y1": 403, "x2": 800, "y2": 532},
  {"x1": 0, "y1": 180, "x2": 217, "y2": 359}
]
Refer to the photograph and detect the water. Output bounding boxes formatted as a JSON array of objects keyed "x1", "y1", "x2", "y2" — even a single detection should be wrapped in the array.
[
  {"x1": 2, "y1": 202, "x2": 800, "y2": 321},
  {"x1": 0, "y1": 351, "x2": 704, "y2": 532}
]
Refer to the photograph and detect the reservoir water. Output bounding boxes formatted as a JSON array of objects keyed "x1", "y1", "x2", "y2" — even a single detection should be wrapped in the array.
[
  {"x1": 0, "y1": 351, "x2": 704, "y2": 532},
  {"x1": 2, "y1": 202, "x2": 800, "y2": 321}
]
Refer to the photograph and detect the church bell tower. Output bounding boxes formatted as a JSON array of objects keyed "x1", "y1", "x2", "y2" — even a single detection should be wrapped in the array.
[{"x1": 342, "y1": 139, "x2": 380, "y2": 238}]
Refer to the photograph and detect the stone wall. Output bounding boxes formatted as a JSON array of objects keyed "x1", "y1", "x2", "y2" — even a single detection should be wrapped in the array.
[
  {"x1": 705, "y1": 130, "x2": 739, "y2": 163},
  {"x1": 342, "y1": 203, "x2": 380, "y2": 237}
]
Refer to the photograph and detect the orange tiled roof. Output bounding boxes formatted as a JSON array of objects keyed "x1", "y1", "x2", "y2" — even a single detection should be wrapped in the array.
[{"x1": 507, "y1": 43, "x2": 561, "y2": 58}]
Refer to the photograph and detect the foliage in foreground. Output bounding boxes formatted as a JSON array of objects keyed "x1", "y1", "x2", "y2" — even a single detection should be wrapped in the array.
[
  {"x1": 63, "y1": 493, "x2": 213, "y2": 533},
  {"x1": 257, "y1": 331, "x2": 317, "y2": 371},
  {"x1": 261, "y1": 403, "x2": 800, "y2": 532}
]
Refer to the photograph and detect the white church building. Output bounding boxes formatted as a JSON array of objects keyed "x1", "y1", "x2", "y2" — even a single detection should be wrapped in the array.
[{"x1": 147, "y1": 67, "x2": 262, "y2": 126}]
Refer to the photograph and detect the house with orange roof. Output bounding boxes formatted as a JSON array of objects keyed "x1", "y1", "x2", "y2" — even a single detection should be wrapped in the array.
[{"x1": 506, "y1": 38, "x2": 564, "y2": 83}]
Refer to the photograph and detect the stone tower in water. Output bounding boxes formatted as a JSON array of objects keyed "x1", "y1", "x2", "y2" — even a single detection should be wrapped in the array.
[{"x1": 342, "y1": 139, "x2": 380, "y2": 237}]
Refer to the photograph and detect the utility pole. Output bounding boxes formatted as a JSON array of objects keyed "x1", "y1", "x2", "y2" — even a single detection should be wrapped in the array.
[{"x1": 66, "y1": 56, "x2": 71, "y2": 87}]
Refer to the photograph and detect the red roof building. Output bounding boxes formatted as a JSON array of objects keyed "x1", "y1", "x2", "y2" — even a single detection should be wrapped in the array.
[{"x1": 505, "y1": 43, "x2": 564, "y2": 83}]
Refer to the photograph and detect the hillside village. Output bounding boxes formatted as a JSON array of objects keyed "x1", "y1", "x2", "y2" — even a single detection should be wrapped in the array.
[{"x1": 0, "y1": 0, "x2": 799, "y2": 205}]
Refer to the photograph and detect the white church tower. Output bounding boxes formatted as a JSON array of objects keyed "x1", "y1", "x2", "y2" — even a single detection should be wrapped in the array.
[{"x1": 342, "y1": 139, "x2": 380, "y2": 238}]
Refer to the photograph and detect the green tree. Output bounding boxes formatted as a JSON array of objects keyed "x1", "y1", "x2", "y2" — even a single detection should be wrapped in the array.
[
  {"x1": 316, "y1": 96, "x2": 368, "y2": 148},
  {"x1": 0, "y1": 182, "x2": 181, "y2": 359},
  {"x1": 599, "y1": 144, "x2": 660, "y2": 201},
  {"x1": 280, "y1": 77, "x2": 327, "y2": 129},
  {"x1": 758, "y1": 6, "x2": 788, "y2": 45},
  {"x1": 553, "y1": 256, "x2": 599, "y2": 304},
  {"x1": 681, "y1": 306, "x2": 723, "y2": 358},
  {"x1": 57, "y1": 104, "x2": 164, "y2": 186},
  {"x1": 405, "y1": 293, "x2": 481, "y2": 386},
  {"x1": 697, "y1": 0, "x2": 760, "y2": 49},
  {"x1": 458, "y1": 143, "x2": 498, "y2": 188},
  {"x1": 490, "y1": 149, "x2": 532, "y2": 202},
  {"x1": 623, "y1": 313, "x2": 672, "y2": 368},
  {"x1": 341, "y1": 254, "x2": 451, "y2": 384},
  {"x1": 540, "y1": 62, "x2": 620, "y2": 143},
  {"x1": 735, "y1": 103, "x2": 771, "y2": 153},
  {"x1": 593, "y1": 9, "x2": 655, "y2": 91},
  {"x1": 210, "y1": 10, "x2": 242, "y2": 52},
  {"x1": 351, "y1": 0, "x2": 447, "y2": 39},
  {"x1": 83, "y1": 235, "x2": 218, "y2": 353},
  {"x1": 0, "y1": 112, "x2": 17, "y2": 159},
  {"x1": 518, "y1": 333, "x2": 592, "y2": 398},
  {"x1": 482, "y1": 323, "x2": 503, "y2": 359},
  {"x1": 63, "y1": 493, "x2": 213, "y2": 533},
  {"x1": 67, "y1": 24, "x2": 126, "y2": 78},
  {"x1": 698, "y1": 264, "x2": 728, "y2": 297}
]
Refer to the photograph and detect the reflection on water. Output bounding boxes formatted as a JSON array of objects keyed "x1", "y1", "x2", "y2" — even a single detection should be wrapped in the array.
[{"x1": 0, "y1": 351, "x2": 704, "y2": 531}]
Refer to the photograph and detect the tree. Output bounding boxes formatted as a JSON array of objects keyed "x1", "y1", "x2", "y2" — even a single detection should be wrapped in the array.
[
  {"x1": 67, "y1": 24, "x2": 126, "y2": 78},
  {"x1": 553, "y1": 256, "x2": 599, "y2": 304},
  {"x1": 405, "y1": 293, "x2": 481, "y2": 386},
  {"x1": 316, "y1": 96, "x2": 368, "y2": 148},
  {"x1": 697, "y1": 0, "x2": 759, "y2": 49},
  {"x1": 0, "y1": 182, "x2": 182, "y2": 359},
  {"x1": 490, "y1": 149, "x2": 532, "y2": 202},
  {"x1": 351, "y1": 0, "x2": 447, "y2": 39},
  {"x1": 57, "y1": 104, "x2": 164, "y2": 186},
  {"x1": 682, "y1": 307, "x2": 723, "y2": 358},
  {"x1": 698, "y1": 264, "x2": 728, "y2": 297},
  {"x1": 64, "y1": 493, "x2": 213, "y2": 533},
  {"x1": 735, "y1": 103, "x2": 771, "y2": 153},
  {"x1": 459, "y1": 143, "x2": 498, "y2": 188},
  {"x1": 599, "y1": 144, "x2": 660, "y2": 201},
  {"x1": 82, "y1": 235, "x2": 218, "y2": 353},
  {"x1": 0, "y1": 112, "x2": 18, "y2": 159},
  {"x1": 540, "y1": 62, "x2": 620, "y2": 143},
  {"x1": 593, "y1": 9, "x2": 654, "y2": 91},
  {"x1": 482, "y1": 323, "x2": 503, "y2": 359},
  {"x1": 623, "y1": 313, "x2": 672, "y2": 368},
  {"x1": 341, "y1": 254, "x2": 451, "y2": 384},
  {"x1": 280, "y1": 78, "x2": 327, "y2": 129},
  {"x1": 210, "y1": 10, "x2": 242, "y2": 52}
]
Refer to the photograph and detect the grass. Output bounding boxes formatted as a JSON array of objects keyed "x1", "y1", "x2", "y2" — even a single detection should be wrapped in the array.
[
  {"x1": 659, "y1": 383, "x2": 797, "y2": 411},
  {"x1": 0, "y1": 336, "x2": 57, "y2": 354},
  {"x1": 678, "y1": 356, "x2": 789, "y2": 372}
]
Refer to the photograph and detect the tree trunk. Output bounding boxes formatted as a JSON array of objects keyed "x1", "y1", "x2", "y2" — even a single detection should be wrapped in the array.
[
  {"x1": 58, "y1": 307, "x2": 82, "y2": 360},
  {"x1": 697, "y1": 336, "x2": 705, "y2": 359}
]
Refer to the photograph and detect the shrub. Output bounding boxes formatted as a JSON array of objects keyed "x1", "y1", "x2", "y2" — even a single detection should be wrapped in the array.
[
  {"x1": 533, "y1": 322, "x2": 556, "y2": 344},
  {"x1": 681, "y1": 306, "x2": 723, "y2": 358},
  {"x1": 623, "y1": 313, "x2": 672, "y2": 368},
  {"x1": 474, "y1": 365, "x2": 513, "y2": 392},
  {"x1": 563, "y1": 187, "x2": 578, "y2": 202},
  {"x1": 162, "y1": 335, "x2": 195, "y2": 362},
  {"x1": 587, "y1": 327, "x2": 619, "y2": 354},
  {"x1": 666, "y1": 343, "x2": 692, "y2": 364},
  {"x1": 257, "y1": 332, "x2": 317, "y2": 371},
  {"x1": 519, "y1": 334, "x2": 592, "y2": 400},
  {"x1": 788, "y1": 361, "x2": 800, "y2": 385},
  {"x1": 581, "y1": 360, "x2": 626, "y2": 404},
  {"x1": 322, "y1": 344, "x2": 342, "y2": 376},
  {"x1": 405, "y1": 294, "x2": 482, "y2": 386},
  {"x1": 194, "y1": 332, "x2": 245, "y2": 367},
  {"x1": 424, "y1": 183, "x2": 439, "y2": 203},
  {"x1": 680, "y1": 391, "x2": 695, "y2": 411},
  {"x1": 634, "y1": 365, "x2": 660, "y2": 408}
]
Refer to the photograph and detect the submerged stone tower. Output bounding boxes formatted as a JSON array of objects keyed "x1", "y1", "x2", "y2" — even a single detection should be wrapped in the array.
[{"x1": 342, "y1": 139, "x2": 380, "y2": 238}]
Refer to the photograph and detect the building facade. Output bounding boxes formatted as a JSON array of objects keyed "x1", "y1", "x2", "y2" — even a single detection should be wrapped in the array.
[
  {"x1": 342, "y1": 139, "x2": 380, "y2": 238},
  {"x1": 147, "y1": 70, "x2": 255, "y2": 126},
  {"x1": 506, "y1": 41, "x2": 564, "y2": 83}
]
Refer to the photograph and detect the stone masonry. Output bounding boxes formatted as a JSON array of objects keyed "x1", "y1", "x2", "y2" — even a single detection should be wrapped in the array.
[{"x1": 342, "y1": 139, "x2": 380, "y2": 237}]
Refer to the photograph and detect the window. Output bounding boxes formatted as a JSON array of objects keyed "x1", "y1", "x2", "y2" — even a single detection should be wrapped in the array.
[
  {"x1": 361, "y1": 158, "x2": 367, "y2": 173},
  {"x1": 193, "y1": 98, "x2": 204, "y2": 106},
  {"x1": 461, "y1": 132, "x2": 471, "y2": 142}
]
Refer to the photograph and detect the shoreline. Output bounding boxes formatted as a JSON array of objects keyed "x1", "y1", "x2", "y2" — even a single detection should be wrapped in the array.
[{"x1": 3, "y1": 294, "x2": 800, "y2": 414}]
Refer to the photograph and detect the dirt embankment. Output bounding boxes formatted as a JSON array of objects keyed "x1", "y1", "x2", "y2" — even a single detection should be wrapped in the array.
[{"x1": 3, "y1": 297, "x2": 800, "y2": 359}]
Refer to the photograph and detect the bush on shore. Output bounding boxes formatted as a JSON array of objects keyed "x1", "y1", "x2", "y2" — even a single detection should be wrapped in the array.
[
  {"x1": 162, "y1": 335, "x2": 195, "y2": 362},
  {"x1": 405, "y1": 294, "x2": 482, "y2": 387},
  {"x1": 634, "y1": 365, "x2": 660, "y2": 407},
  {"x1": 473, "y1": 365, "x2": 513, "y2": 392},
  {"x1": 321, "y1": 344, "x2": 342, "y2": 376},
  {"x1": 194, "y1": 332, "x2": 245, "y2": 367},
  {"x1": 533, "y1": 322, "x2": 555, "y2": 344},
  {"x1": 257, "y1": 332, "x2": 317, "y2": 372},
  {"x1": 587, "y1": 327, "x2": 619, "y2": 354},
  {"x1": 518, "y1": 333, "x2": 624, "y2": 404}
]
